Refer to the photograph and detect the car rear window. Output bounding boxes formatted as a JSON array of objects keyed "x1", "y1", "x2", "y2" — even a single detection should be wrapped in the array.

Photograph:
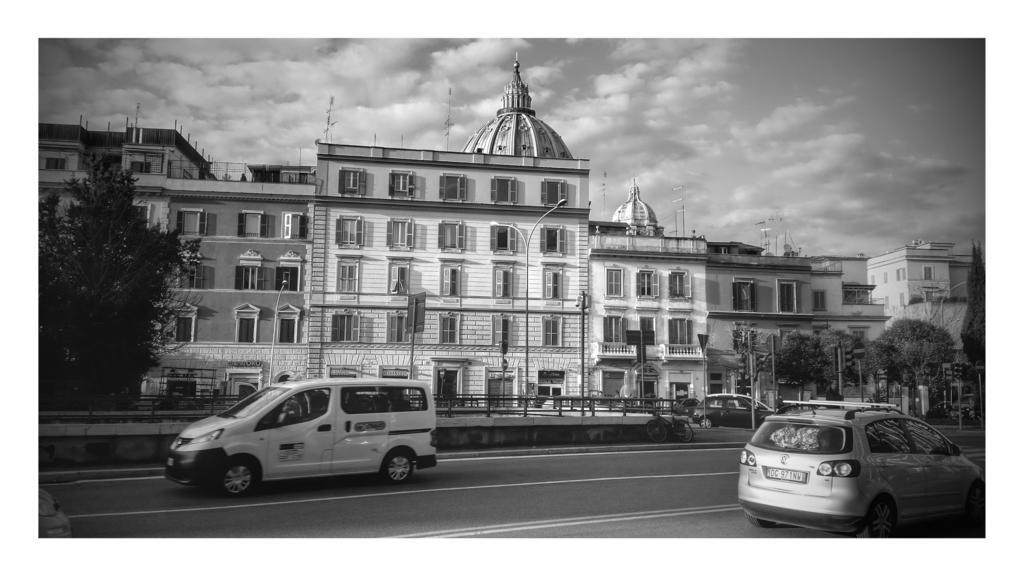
[{"x1": 751, "y1": 421, "x2": 852, "y2": 454}]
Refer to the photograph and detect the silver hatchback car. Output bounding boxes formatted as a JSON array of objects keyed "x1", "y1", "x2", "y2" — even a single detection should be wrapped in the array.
[{"x1": 737, "y1": 401, "x2": 984, "y2": 537}]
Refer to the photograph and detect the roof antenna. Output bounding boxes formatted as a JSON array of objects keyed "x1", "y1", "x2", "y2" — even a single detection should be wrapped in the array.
[
  {"x1": 443, "y1": 87, "x2": 454, "y2": 151},
  {"x1": 322, "y1": 96, "x2": 339, "y2": 143}
]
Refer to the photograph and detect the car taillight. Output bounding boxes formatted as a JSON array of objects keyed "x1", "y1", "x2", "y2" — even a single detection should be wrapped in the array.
[
  {"x1": 817, "y1": 460, "x2": 860, "y2": 477},
  {"x1": 740, "y1": 449, "x2": 757, "y2": 467}
]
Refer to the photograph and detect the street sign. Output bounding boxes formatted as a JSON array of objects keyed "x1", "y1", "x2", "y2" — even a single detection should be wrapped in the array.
[
  {"x1": 407, "y1": 292, "x2": 426, "y2": 333},
  {"x1": 852, "y1": 344, "x2": 866, "y2": 360},
  {"x1": 697, "y1": 333, "x2": 709, "y2": 353}
]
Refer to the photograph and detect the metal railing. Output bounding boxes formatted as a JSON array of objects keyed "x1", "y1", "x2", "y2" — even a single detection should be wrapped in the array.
[{"x1": 432, "y1": 394, "x2": 677, "y2": 418}]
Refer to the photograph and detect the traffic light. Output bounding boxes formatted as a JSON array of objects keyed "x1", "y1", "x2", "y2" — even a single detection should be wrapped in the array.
[
  {"x1": 500, "y1": 332, "x2": 508, "y2": 356},
  {"x1": 844, "y1": 346, "x2": 854, "y2": 370},
  {"x1": 575, "y1": 291, "x2": 589, "y2": 310},
  {"x1": 942, "y1": 362, "x2": 952, "y2": 381},
  {"x1": 952, "y1": 362, "x2": 963, "y2": 380}
]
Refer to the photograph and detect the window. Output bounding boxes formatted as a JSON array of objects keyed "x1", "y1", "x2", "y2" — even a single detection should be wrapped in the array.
[
  {"x1": 732, "y1": 279, "x2": 756, "y2": 311},
  {"x1": 388, "y1": 313, "x2": 408, "y2": 343},
  {"x1": 640, "y1": 316, "x2": 656, "y2": 343},
  {"x1": 278, "y1": 318, "x2": 297, "y2": 343},
  {"x1": 331, "y1": 313, "x2": 359, "y2": 342},
  {"x1": 387, "y1": 219, "x2": 414, "y2": 249},
  {"x1": 44, "y1": 157, "x2": 66, "y2": 170},
  {"x1": 389, "y1": 262, "x2": 410, "y2": 295},
  {"x1": 341, "y1": 387, "x2": 385, "y2": 414},
  {"x1": 440, "y1": 174, "x2": 466, "y2": 201},
  {"x1": 176, "y1": 210, "x2": 207, "y2": 236},
  {"x1": 440, "y1": 313, "x2": 459, "y2": 344},
  {"x1": 603, "y1": 316, "x2": 624, "y2": 343},
  {"x1": 441, "y1": 265, "x2": 460, "y2": 297},
  {"x1": 438, "y1": 222, "x2": 466, "y2": 250},
  {"x1": 235, "y1": 266, "x2": 264, "y2": 290},
  {"x1": 668, "y1": 318, "x2": 693, "y2": 345},
  {"x1": 337, "y1": 260, "x2": 359, "y2": 293},
  {"x1": 492, "y1": 315, "x2": 511, "y2": 346},
  {"x1": 494, "y1": 267, "x2": 513, "y2": 298},
  {"x1": 490, "y1": 225, "x2": 519, "y2": 252},
  {"x1": 813, "y1": 290, "x2": 827, "y2": 311},
  {"x1": 637, "y1": 270, "x2": 658, "y2": 298},
  {"x1": 542, "y1": 180, "x2": 566, "y2": 205},
  {"x1": 133, "y1": 204, "x2": 150, "y2": 224},
  {"x1": 175, "y1": 316, "x2": 195, "y2": 342},
  {"x1": 336, "y1": 216, "x2": 365, "y2": 247},
  {"x1": 540, "y1": 226, "x2": 566, "y2": 254},
  {"x1": 606, "y1": 269, "x2": 623, "y2": 297},
  {"x1": 182, "y1": 263, "x2": 204, "y2": 290},
  {"x1": 779, "y1": 281, "x2": 797, "y2": 313},
  {"x1": 668, "y1": 271, "x2": 690, "y2": 298},
  {"x1": 543, "y1": 317, "x2": 561, "y2": 346},
  {"x1": 896, "y1": 268, "x2": 905, "y2": 281},
  {"x1": 339, "y1": 168, "x2": 365, "y2": 195},
  {"x1": 851, "y1": 328, "x2": 867, "y2": 341},
  {"x1": 923, "y1": 265, "x2": 934, "y2": 281},
  {"x1": 883, "y1": 272, "x2": 888, "y2": 283},
  {"x1": 237, "y1": 212, "x2": 267, "y2": 238},
  {"x1": 544, "y1": 268, "x2": 562, "y2": 299},
  {"x1": 260, "y1": 388, "x2": 331, "y2": 428},
  {"x1": 383, "y1": 387, "x2": 428, "y2": 412},
  {"x1": 129, "y1": 160, "x2": 152, "y2": 173},
  {"x1": 282, "y1": 213, "x2": 308, "y2": 239},
  {"x1": 389, "y1": 171, "x2": 414, "y2": 197},
  {"x1": 237, "y1": 317, "x2": 256, "y2": 343},
  {"x1": 275, "y1": 267, "x2": 299, "y2": 291},
  {"x1": 864, "y1": 419, "x2": 912, "y2": 453},
  {"x1": 491, "y1": 177, "x2": 518, "y2": 203},
  {"x1": 904, "y1": 420, "x2": 949, "y2": 455}
]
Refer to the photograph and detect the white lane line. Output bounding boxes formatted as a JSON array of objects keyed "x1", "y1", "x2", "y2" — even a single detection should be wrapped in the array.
[
  {"x1": 66, "y1": 472, "x2": 738, "y2": 519},
  {"x1": 396, "y1": 504, "x2": 744, "y2": 538}
]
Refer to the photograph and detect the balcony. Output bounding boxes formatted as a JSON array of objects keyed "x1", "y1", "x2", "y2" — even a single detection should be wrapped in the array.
[
  {"x1": 590, "y1": 235, "x2": 707, "y2": 255},
  {"x1": 659, "y1": 344, "x2": 703, "y2": 360},
  {"x1": 593, "y1": 342, "x2": 637, "y2": 360}
]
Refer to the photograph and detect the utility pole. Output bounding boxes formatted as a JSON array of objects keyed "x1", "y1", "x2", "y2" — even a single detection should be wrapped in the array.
[{"x1": 577, "y1": 290, "x2": 589, "y2": 416}]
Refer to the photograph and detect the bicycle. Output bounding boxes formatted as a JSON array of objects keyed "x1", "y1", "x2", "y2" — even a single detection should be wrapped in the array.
[{"x1": 645, "y1": 409, "x2": 695, "y2": 443}]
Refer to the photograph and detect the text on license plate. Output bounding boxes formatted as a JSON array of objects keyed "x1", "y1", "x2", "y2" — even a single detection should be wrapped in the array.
[{"x1": 764, "y1": 467, "x2": 808, "y2": 483}]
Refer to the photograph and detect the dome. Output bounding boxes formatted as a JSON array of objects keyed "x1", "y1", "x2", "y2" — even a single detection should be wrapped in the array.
[
  {"x1": 462, "y1": 57, "x2": 574, "y2": 159},
  {"x1": 612, "y1": 180, "x2": 660, "y2": 233}
]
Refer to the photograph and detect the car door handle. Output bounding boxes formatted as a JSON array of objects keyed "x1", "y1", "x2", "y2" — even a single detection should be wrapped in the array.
[
  {"x1": 345, "y1": 421, "x2": 351, "y2": 432},
  {"x1": 318, "y1": 424, "x2": 331, "y2": 432}
]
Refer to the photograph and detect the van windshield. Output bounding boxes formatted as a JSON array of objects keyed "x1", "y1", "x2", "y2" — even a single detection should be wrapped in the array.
[{"x1": 218, "y1": 387, "x2": 289, "y2": 419}]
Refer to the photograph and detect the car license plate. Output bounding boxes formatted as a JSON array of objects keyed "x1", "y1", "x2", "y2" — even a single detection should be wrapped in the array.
[{"x1": 764, "y1": 467, "x2": 807, "y2": 483}]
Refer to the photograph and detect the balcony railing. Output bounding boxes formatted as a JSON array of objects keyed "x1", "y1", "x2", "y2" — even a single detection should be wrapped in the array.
[
  {"x1": 593, "y1": 342, "x2": 637, "y2": 359},
  {"x1": 660, "y1": 344, "x2": 703, "y2": 360},
  {"x1": 590, "y1": 235, "x2": 707, "y2": 254}
]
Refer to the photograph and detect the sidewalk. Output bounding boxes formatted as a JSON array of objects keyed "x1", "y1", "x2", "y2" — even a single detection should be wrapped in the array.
[{"x1": 39, "y1": 428, "x2": 755, "y2": 484}]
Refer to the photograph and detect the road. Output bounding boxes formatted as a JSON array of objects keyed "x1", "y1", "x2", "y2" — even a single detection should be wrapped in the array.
[{"x1": 42, "y1": 431, "x2": 985, "y2": 539}]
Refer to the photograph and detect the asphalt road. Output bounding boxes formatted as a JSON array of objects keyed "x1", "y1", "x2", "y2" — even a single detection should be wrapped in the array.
[{"x1": 42, "y1": 431, "x2": 985, "y2": 539}]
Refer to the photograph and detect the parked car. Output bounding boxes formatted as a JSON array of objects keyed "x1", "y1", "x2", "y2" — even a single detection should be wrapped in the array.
[
  {"x1": 39, "y1": 489, "x2": 72, "y2": 538},
  {"x1": 737, "y1": 400, "x2": 984, "y2": 537},
  {"x1": 680, "y1": 394, "x2": 772, "y2": 429}
]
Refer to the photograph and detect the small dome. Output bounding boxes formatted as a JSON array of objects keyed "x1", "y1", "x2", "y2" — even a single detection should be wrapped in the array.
[
  {"x1": 612, "y1": 180, "x2": 660, "y2": 233},
  {"x1": 462, "y1": 57, "x2": 574, "y2": 159}
]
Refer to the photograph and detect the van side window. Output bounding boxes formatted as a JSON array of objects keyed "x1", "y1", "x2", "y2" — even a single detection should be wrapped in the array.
[
  {"x1": 263, "y1": 388, "x2": 331, "y2": 428},
  {"x1": 341, "y1": 387, "x2": 385, "y2": 414},
  {"x1": 384, "y1": 387, "x2": 427, "y2": 412}
]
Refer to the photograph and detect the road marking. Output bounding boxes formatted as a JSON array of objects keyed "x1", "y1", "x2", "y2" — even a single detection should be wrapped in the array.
[
  {"x1": 65, "y1": 472, "x2": 738, "y2": 520},
  {"x1": 395, "y1": 504, "x2": 744, "y2": 537}
]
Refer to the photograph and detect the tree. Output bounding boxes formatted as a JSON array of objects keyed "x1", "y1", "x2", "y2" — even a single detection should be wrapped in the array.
[
  {"x1": 961, "y1": 241, "x2": 985, "y2": 367},
  {"x1": 774, "y1": 332, "x2": 831, "y2": 396},
  {"x1": 873, "y1": 319, "x2": 956, "y2": 416},
  {"x1": 39, "y1": 158, "x2": 200, "y2": 396}
]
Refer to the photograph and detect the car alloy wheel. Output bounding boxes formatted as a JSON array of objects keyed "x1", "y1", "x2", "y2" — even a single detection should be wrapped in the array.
[
  {"x1": 222, "y1": 463, "x2": 254, "y2": 496},
  {"x1": 859, "y1": 499, "x2": 895, "y2": 538},
  {"x1": 383, "y1": 453, "x2": 413, "y2": 483}
]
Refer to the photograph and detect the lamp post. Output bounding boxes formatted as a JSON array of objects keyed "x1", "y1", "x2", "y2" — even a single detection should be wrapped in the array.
[
  {"x1": 491, "y1": 198, "x2": 566, "y2": 401},
  {"x1": 267, "y1": 280, "x2": 288, "y2": 387}
]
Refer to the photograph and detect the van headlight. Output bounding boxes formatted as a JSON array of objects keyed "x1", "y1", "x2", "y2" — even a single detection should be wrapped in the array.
[{"x1": 191, "y1": 429, "x2": 224, "y2": 445}]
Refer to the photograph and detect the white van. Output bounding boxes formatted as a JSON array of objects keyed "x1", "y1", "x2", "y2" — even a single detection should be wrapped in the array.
[{"x1": 164, "y1": 378, "x2": 437, "y2": 496}]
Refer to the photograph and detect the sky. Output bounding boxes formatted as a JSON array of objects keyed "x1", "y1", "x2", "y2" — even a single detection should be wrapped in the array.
[{"x1": 37, "y1": 36, "x2": 986, "y2": 258}]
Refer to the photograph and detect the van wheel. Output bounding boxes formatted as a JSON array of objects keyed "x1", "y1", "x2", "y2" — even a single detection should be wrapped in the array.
[
  {"x1": 857, "y1": 497, "x2": 896, "y2": 538},
  {"x1": 220, "y1": 457, "x2": 260, "y2": 497},
  {"x1": 381, "y1": 450, "x2": 415, "y2": 484},
  {"x1": 965, "y1": 481, "x2": 985, "y2": 525}
]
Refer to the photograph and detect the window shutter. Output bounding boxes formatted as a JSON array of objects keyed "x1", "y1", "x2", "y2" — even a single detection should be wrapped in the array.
[
  {"x1": 258, "y1": 267, "x2": 266, "y2": 290},
  {"x1": 439, "y1": 175, "x2": 445, "y2": 199},
  {"x1": 299, "y1": 215, "x2": 308, "y2": 239},
  {"x1": 603, "y1": 318, "x2": 613, "y2": 342},
  {"x1": 751, "y1": 281, "x2": 758, "y2": 311},
  {"x1": 234, "y1": 266, "x2": 243, "y2": 290},
  {"x1": 260, "y1": 214, "x2": 268, "y2": 238},
  {"x1": 406, "y1": 220, "x2": 414, "y2": 248},
  {"x1": 386, "y1": 220, "x2": 394, "y2": 247},
  {"x1": 358, "y1": 170, "x2": 366, "y2": 195},
  {"x1": 490, "y1": 225, "x2": 497, "y2": 251},
  {"x1": 544, "y1": 270, "x2": 553, "y2": 299},
  {"x1": 540, "y1": 228, "x2": 548, "y2": 252},
  {"x1": 237, "y1": 213, "x2": 245, "y2": 237},
  {"x1": 199, "y1": 212, "x2": 209, "y2": 235},
  {"x1": 457, "y1": 223, "x2": 465, "y2": 249},
  {"x1": 490, "y1": 178, "x2": 497, "y2": 202},
  {"x1": 510, "y1": 179, "x2": 518, "y2": 204},
  {"x1": 283, "y1": 214, "x2": 292, "y2": 238},
  {"x1": 331, "y1": 315, "x2": 340, "y2": 341},
  {"x1": 356, "y1": 218, "x2": 364, "y2": 247},
  {"x1": 388, "y1": 173, "x2": 395, "y2": 196},
  {"x1": 686, "y1": 319, "x2": 693, "y2": 344},
  {"x1": 685, "y1": 272, "x2": 692, "y2": 298},
  {"x1": 437, "y1": 223, "x2": 444, "y2": 249},
  {"x1": 636, "y1": 272, "x2": 643, "y2": 296},
  {"x1": 176, "y1": 211, "x2": 184, "y2": 232},
  {"x1": 558, "y1": 229, "x2": 565, "y2": 253},
  {"x1": 335, "y1": 218, "x2": 342, "y2": 245},
  {"x1": 732, "y1": 283, "x2": 739, "y2": 309},
  {"x1": 651, "y1": 272, "x2": 660, "y2": 298},
  {"x1": 353, "y1": 315, "x2": 361, "y2": 343},
  {"x1": 338, "y1": 170, "x2": 345, "y2": 194},
  {"x1": 275, "y1": 267, "x2": 284, "y2": 290},
  {"x1": 559, "y1": 181, "x2": 567, "y2": 203}
]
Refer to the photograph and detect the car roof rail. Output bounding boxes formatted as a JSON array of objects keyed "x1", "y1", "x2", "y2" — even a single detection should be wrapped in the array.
[{"x1": 778, "y1": 400, "x2": 903, "y2": 418}]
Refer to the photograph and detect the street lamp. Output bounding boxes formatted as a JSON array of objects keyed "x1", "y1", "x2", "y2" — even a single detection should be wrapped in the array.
[
  {"x1": 267, "y1": 279, "x2": 288, "y2": 386},
  {"x1": 490, "y1": 198, "x2": 567, "y2": 399}
]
